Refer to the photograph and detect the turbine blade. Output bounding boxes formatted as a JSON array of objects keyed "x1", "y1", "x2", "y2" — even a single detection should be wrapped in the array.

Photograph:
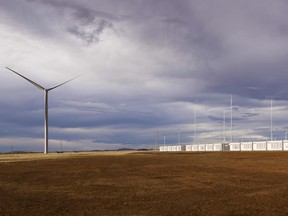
[
  {"x1": 47, "y1": 75, "x2": 79, "y2": 91},
  {"x1": 6, "y1": 67, "x2": 45, "y2": 91}
]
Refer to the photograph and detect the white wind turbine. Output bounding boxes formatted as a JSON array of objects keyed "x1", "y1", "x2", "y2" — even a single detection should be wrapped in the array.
[{"x1": 6, "y1": 67, "x2": 78, "y2": 154}]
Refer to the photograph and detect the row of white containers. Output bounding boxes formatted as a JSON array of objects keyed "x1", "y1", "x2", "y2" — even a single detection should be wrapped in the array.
[{"x1": 159, "y1": 140, "x2": 288, "y2": 152}]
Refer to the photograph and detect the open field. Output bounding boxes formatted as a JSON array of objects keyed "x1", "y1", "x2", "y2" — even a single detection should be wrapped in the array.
[
  {"x1": 1, "y1": 151, "x2": 288, "y2": 216},
  {"x1": 0, "y1": 151, "x2": 135, "y2": 163}
]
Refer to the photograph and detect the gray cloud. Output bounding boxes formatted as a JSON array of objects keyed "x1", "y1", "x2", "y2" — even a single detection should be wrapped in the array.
[
  {"x1": 67, "y1": 19, "x2": 113, "y2": 44},
  {"x1": 27, "y1": 0, "x2": 121, "y2": 44},
  {"x1": 2, "y1": 0, "x2": 288, "y2": 151}
]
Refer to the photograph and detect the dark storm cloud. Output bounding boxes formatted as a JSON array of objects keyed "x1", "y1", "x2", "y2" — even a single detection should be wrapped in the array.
[
  {"x1": 26, "y1": 0, "x2": 121, "y2": 44},
  {"x1": 0, "y1": 0, "x2": 120, "y2": 43},
  {"x1": 67, "y1": 19, "x2": 113, "y2": 44}
]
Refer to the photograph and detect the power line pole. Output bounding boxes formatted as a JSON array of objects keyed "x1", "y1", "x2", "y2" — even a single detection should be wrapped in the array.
[
  {"x1": 156, "y1": 131, "x2": 159, "y2": 151},
  {"x1": 223, "y1": 109, "x2": 226, "y2": 142},
  {"x1": 231, "y1": 95, "x2": 233, "y2": 142},
  {"x1": 194, "y1": 108, "x2": 197, "y2": 144},
  {"x1": 271, "y1": 98, "x2": 273, "y2": 141}
]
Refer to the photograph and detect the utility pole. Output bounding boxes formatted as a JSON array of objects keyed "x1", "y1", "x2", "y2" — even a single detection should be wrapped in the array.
[
  {"x1": 194, "y1": 108, "x2": 197, "y2": 144},
  {"x1": 223, "y1": 109, "x2": 226, "y2": 142},
  {"x1": 178, "y1": 129, "x2": 181, "y2": 145},
  {"x1": 271, "y1": 98, "x2": 273, "y2": 141},
  {"x1": 231, "y1": 95, "x2": 233, "y2": 142},
  {"x1": 156, "y1": 131, "x2": 159, "y2": 151}
]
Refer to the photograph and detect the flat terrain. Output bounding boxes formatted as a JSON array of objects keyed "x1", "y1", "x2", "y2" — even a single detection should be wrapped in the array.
[{"x1": 1, "y1": 151, "x2": 288, "y2": 216}]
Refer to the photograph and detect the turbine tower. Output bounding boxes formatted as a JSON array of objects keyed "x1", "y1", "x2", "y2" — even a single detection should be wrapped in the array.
[{"x1": 6, "y1": 67, "x2": 77, "y2": 154}]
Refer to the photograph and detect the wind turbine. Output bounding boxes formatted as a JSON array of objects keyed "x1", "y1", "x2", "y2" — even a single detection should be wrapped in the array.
[{"x1": 6, "y1": 67, "x2": 77, "y2": 154}]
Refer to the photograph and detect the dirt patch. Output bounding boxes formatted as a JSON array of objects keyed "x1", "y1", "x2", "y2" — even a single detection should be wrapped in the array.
[{"x1": 0, "y1": 151, "x2": 288, "y2": 215}]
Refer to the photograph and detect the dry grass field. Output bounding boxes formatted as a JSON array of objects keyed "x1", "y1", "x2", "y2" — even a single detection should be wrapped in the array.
[{"x1": 1, "y1": 151, "x2": 288, "y2": 216}]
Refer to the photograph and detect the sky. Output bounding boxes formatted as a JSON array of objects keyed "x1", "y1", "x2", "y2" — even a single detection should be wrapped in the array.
[{"x1": 1, "y1": 0, "x2": 288, "y2": 152}]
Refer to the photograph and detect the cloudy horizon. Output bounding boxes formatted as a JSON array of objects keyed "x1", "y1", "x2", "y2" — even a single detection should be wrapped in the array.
[{"x1": 1, "y1": 0, "x2": 288, "y2": 152}]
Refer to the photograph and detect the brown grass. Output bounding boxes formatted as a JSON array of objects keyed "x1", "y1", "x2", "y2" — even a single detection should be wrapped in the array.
[
  {"x1": 0, "y1": 151, "x2": 134, "y2": 163},
  {"x1": 1, "y1": 151, "x2": 288, "y2": 215}
]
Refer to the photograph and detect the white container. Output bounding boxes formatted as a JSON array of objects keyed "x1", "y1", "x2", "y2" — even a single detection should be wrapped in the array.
[
  {"x1": 205, "y1": 144, "x2": 214, "y2": 151},
  {"x1": 283, "y1": 140, "x2": 288, "y2": 151},
  {"x1": 163, "y1": 146, "x2": 168, "y2": 152},
  {"x1": 172, "y1": 146, "x2": 177, "y2": 151},
  {"x1": 159, "y1": 146, "x2": 164, "y2": 151},
  {"x1": 253, "y1": 141, "x2": 267, "y2": 151},
  {"x1": 241, "y1": 142, "x2": 253, "y2": 151},
  {"x1": 185, "y1": 145, "x2": 192, "y2": 151},
  {"x1": 213, "y1": 143, "x2": 222, "y2": 151},
  {"x1": 198, "y1": 144, "x2": 206, "y2": 151},
  {"x1": 267, "y1": 141, "x2": 283, "y2": 151},
  {"x1": 229, "y1": 142, "x2": 241, "y2": 151},
  {"x1": 192, "y1": 145, "x2": 198, "y2": 151},
  {"x1": 176, "y1": 145, "x2": 182, "y2": 151},
  {"x1": 167, "y1": 146, "x2": 172, "y2": 152}
]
